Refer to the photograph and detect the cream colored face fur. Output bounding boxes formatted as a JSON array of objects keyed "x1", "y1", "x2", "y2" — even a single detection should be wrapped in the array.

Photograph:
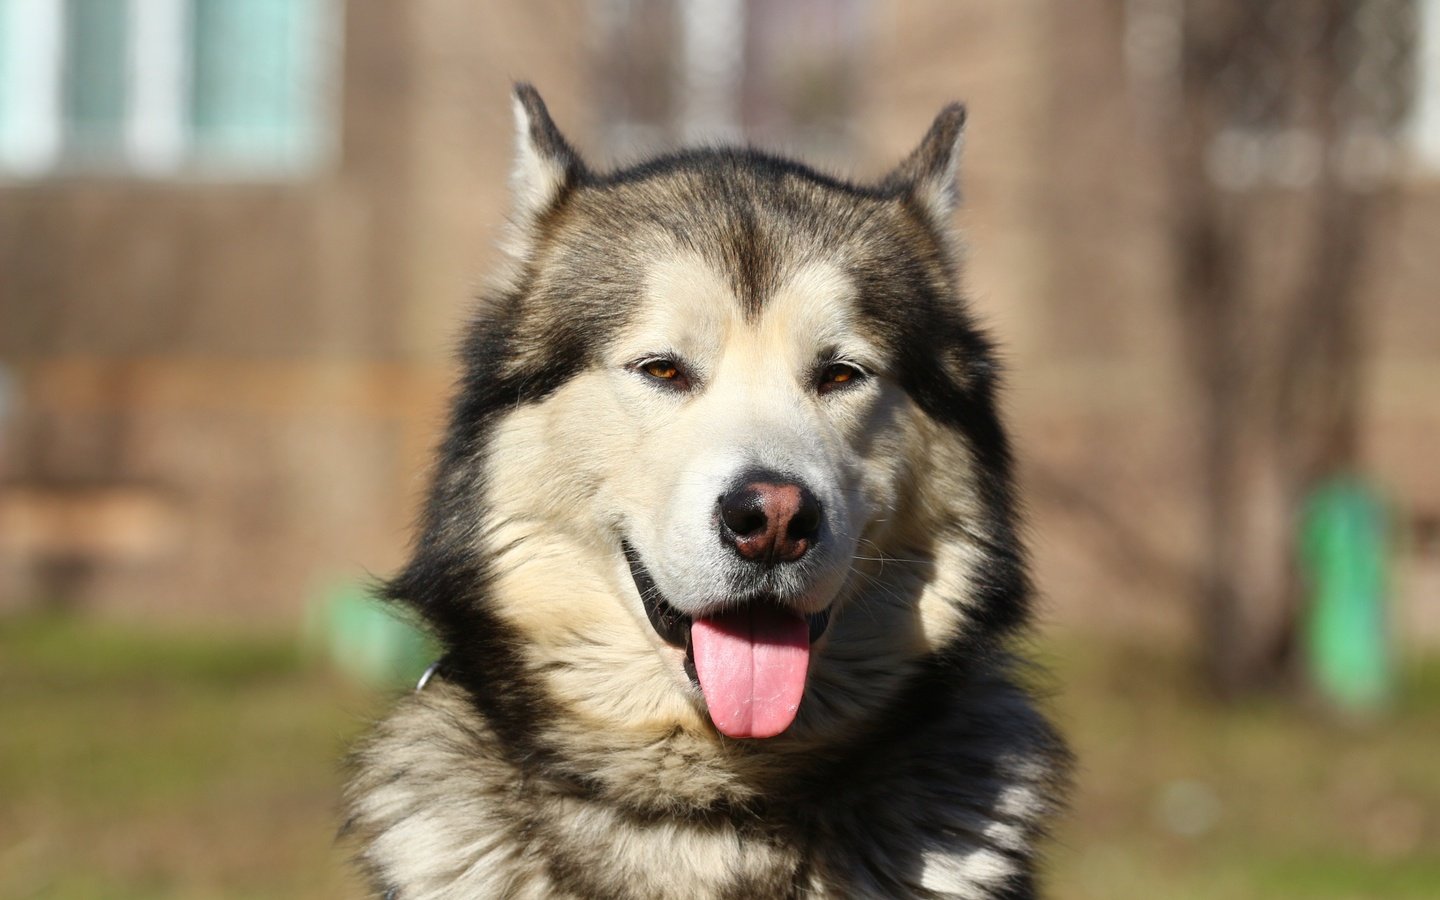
[
  {"x1": 477, "y1": 248, "x2": 977, "y2": 740},
  {"x1": 613, "y1": 253, "x2": 888, "y2": 618},
  {"x1": 430, "y1": 88, "x2": 998, "y2": 747}
]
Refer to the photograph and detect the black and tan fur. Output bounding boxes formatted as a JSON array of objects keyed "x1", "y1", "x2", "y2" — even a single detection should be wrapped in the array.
[{"x1": 345, "y1": 84, "x2": 1070, "y2": 899}]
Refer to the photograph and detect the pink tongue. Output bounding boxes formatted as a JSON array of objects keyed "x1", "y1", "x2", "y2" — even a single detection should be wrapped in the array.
[{"x1": 690, "y1": 606, "x2": 810, "y2": 739}]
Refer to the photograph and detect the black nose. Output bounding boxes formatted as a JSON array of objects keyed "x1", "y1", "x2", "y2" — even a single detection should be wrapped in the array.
[{"x1": 718, "y1": 473, "x2": 822, "y2": 564}]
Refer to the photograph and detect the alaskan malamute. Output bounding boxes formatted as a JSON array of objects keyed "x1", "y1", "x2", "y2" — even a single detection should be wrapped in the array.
[{"x1": 346, "y1": 84, "x2": 1069, "y2": 899}]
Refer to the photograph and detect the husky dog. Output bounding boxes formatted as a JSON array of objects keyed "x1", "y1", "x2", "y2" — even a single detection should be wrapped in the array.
[{"x1": 345, "y1": 84, "x2": 1069, "y2": 899}]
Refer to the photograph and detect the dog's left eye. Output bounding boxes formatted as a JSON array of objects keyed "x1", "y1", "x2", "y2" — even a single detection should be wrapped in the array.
[{"x1": 817, "y1": 362, "x2": 866, "y2": 394}]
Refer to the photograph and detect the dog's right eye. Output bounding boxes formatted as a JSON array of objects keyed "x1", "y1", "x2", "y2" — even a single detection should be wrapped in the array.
[
  {"x1": 633, "y1": 358, "x2": 692, "y2": 391},
  {"x1": 642, "y1": 360, "x2": 678, "y2": 380}
]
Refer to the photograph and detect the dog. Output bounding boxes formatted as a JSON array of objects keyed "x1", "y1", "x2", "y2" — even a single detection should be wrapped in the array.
[{"x1": 345, "y1": 83, "x2": 1069, "y2": 899}]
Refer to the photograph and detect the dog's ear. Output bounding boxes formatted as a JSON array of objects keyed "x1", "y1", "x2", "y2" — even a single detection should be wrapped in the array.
[
  {"x1": 882, "y1": 103, "x2": 967, "y2": 228},
  {"x1": 510, "y1": 83, "x2": 585, "y2": 223}
]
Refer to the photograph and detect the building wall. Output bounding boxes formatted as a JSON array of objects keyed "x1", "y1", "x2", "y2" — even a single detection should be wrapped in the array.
[
  {"x1": 1021, "y1": 0, "x2": 1440, "y2": 640},
  {"x1": 1, "y1": 1, "x2": 1436, "y2": 639},
  {"x1": 0, "y1": 2, "x2": 588, "y2": 620}
]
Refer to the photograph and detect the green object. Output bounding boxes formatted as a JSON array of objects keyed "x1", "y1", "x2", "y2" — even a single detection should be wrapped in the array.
[
  {"x1": 304, "y1": 582, "x2": 437, "y2": 688},
  {"x1": 1300, "y1": 477, "x2": 1391, "y2": 712}
]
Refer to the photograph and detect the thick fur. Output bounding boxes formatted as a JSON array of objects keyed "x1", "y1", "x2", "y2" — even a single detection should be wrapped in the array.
[{"x1": 345, "y1": 84, "x2": 1070, "y2": 899}]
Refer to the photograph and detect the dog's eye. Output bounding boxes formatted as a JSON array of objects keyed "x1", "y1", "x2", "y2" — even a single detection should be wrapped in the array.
[
  {"x1": 817, "y1": 362, "x2": 866, "y2": 394},
  {"x1": 642, "y1": 359, "x2": 679, "y2": 380},
  {"x1": 635, "y1": 358, "x2": 691, "y2": 390}
]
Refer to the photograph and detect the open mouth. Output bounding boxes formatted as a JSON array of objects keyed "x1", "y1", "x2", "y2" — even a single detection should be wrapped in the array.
[{"x1": 622, "y1": 540, "x2": 830, "y2": 740}]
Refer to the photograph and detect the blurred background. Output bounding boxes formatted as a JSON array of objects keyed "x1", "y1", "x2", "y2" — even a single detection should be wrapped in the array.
[{"x1": 1, "y1": 1, "x2": 1438, "y2": 897}]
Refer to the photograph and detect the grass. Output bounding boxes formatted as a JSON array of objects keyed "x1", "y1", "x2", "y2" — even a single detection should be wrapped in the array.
[
  {"x1": 1, "y1": 616, "x2": 1437, "y2": 898},
  {"x1": 0, "y1": 616, "x2": 379, "y2": 899},
  {"x1": 1040, "y1": 639, "x2": 1440, "y2": 899}
]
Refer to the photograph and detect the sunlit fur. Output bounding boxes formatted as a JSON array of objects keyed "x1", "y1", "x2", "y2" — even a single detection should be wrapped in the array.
[{"x1": 345, "y1": 84, "x2": 1070, "y2": 899}]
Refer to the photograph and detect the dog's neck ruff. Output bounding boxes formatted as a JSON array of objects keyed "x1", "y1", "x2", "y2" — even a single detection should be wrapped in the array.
[{"x1": 345, "y1": 655, "x2": 1067, "y2": 900}]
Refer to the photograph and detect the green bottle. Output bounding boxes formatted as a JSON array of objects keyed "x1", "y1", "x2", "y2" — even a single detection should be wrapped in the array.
[{"x1": 1300, "y1": 477, "x2": 1391, "y2": 713}]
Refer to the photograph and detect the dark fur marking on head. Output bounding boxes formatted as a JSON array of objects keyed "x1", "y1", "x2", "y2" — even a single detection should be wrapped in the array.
[{"x1": 588, "y1": 145, "x2": 891, "y2": 200}]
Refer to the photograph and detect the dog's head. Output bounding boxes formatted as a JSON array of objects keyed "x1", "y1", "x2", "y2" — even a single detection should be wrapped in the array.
[{"x1": 398, "y1": 85, "x2": 1026, "y2": 750}]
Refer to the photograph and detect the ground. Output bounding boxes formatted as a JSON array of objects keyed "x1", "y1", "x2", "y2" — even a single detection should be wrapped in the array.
[{"x1": 1, "y1": 616, "x2": 1437, "y2": 899}]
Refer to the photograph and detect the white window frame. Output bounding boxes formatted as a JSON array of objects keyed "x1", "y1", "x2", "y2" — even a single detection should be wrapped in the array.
[
  {"x1": 126, "y1": 0, "x2": 190, "y2": 174},
  {"x1": 0, "y1": 0, "x2": 65, "y2": 175},
  {"x1": 1414, "y1": 0, "x2": 1440, "y2": 171},
  {"x1": 677, "y1": 0, "x2": 745, "y2": 143}
]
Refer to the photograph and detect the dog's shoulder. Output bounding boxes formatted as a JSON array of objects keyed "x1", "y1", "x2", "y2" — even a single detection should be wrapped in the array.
[
  {"x1": 343, "y1": 678, "x2": 566, "y2": 899},
  {"x1": 345, "y1": 659, "x2": 1069, "y2": 900}
]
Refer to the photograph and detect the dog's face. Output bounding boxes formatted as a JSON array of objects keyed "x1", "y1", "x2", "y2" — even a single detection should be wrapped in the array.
[
  {"x1": 610, "y1": 254, "x2": 893, "y2": 625},
  {"x1": 606, "y1": 250, "x2": 922, "y2": 738},
  {"x1": 416, "y1": 87, "x2": 1023, "y2": 747}
]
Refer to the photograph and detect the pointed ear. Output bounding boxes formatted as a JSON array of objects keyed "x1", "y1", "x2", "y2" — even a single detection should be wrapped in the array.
[
  {"x1": 510, "y1": 83, "x2": 585, "y2": 222},
  {"x1": 882, "y1": 103, "x2": 967, "y2": 227}
]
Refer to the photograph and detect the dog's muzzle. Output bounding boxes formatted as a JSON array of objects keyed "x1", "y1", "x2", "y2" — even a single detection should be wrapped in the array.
[{"x1": 622, "y1": 539, "x2": 830, "y2": 740}]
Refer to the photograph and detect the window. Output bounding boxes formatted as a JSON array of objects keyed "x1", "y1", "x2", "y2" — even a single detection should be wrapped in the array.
[
  {"x1": 0, "y1": 0, "x2": 340, "y2": 178},
  {"x1": 592, "y1": 0, "x2": 865, "y2": 163},
  {"x1": 1124, "y1": 0, "x2": 1431, "y2": 187}
]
